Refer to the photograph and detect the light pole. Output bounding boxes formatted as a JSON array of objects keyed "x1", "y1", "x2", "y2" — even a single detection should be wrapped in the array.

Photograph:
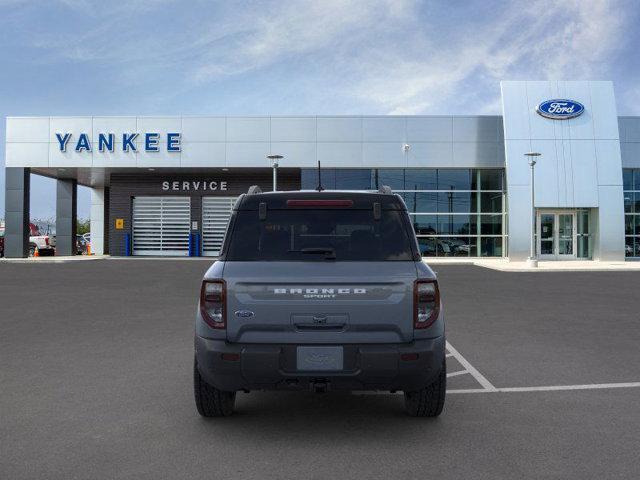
[
  {"x1": 525, "y1": 152, "x2": 541, "y2": 267},
  {"x1": 267, "y1": 154, "x2": 283, "y2": 192}
]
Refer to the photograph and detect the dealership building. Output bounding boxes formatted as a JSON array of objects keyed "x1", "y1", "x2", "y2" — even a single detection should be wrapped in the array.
[{"x1": 3, "y1": 80, "x2": 640, "y2": 261}]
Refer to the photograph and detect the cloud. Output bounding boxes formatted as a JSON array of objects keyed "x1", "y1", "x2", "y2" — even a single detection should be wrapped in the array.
[
  {"x1": 149, "y1": 0, "x2": 420, "y2": 87},
  {"x1": 5, "y1": 0, "x2": 634, "y2": 114},
  {"x1": 348, "y1": 0, "x2": 629, "y2": 113}
]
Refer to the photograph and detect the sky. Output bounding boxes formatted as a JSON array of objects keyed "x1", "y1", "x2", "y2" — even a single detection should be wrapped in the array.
[{"x1": 1, "y1": 0, "x2": 639, "y2": 219}]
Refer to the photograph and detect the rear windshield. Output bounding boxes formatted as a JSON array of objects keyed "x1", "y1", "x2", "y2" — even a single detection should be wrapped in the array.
[{"x1": 225, "y1": 209, "x2": 415, "y2": 261}]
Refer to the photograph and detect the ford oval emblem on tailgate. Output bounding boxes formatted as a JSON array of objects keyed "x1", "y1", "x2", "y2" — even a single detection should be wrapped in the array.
[{"x1": 235, "y1": 310, "x2": 255, "y2": 318}]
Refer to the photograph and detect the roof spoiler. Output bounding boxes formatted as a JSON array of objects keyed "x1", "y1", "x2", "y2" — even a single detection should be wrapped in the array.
[
  {"x1": 378, "y1": 185, "x2": 393, "y2": 195},
  {"x1": 247, "y1": 185, "x2": 262, "y2": 195}
]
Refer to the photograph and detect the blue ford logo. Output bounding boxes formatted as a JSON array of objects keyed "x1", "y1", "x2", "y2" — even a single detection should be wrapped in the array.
[
  {"x1": 536, "y1": 99, "x2": 584, "y2": 120},
  {"x1": 234, "y1": 310, "x2": 255, "y2": 318}
]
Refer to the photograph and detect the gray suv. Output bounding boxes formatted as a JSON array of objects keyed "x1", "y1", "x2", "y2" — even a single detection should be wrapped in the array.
[{"x1": 194, "y1": 187, "x2": 446, "y2": 417}]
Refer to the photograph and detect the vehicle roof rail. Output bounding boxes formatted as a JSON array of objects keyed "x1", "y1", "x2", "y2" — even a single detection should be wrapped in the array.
[
  {"x1": 247, "y1": 185, "x2": 262, "y2": 195},
  {"x1": 378, "y1": 185, "x2": 393, "y2": 195}
]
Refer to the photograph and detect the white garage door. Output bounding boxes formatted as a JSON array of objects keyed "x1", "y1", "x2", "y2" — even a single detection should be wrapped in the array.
[
  {"x1": 132, "y1": 196, "x2": 191, "y2": 256},
  {"x1": 202, "y1": 196, "x2": 236, "y2": 257}
]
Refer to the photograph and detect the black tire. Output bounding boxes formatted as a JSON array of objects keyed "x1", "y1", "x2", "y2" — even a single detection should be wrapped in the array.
[
  {"x1": 29, "y1": 244, "x2": 36, "y2": 257},
  {"x1": 193, "y1": 357, "x2": 236, "y2": 417},
  {"x1": 403, "y1": 359, "x2": 446, "y2": 417}
]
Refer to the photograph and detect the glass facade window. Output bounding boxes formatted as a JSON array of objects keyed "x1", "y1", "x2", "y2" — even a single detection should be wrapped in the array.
[
  {"x1": 437, "y1": 170, "x2": 472, "y2": 190},
  {"x1": 399, "y1": 169, "x2": 437, "y2": 190},
  {"x1": 480, "y1": 215, "x2": 502, "y2": 235},
  {"x1": 301, "y1": 168, "x2": 507, "y2": 257},
  {"x1": 480, "y1": 192, "x2": 502, "y2": 213},
  {"x1": 376, "y1": 169, "x2": 405, "y2": 190},
  {"x1": 418, "y1": 237, "x2": 478, "y2": 257},
  {"x1": 301, "y1": 168, "x2": 336, "y2": 190},
  {"x1": 577, "y1": 209, "x2": 592, "y2": 259},
  {"x1": 623, "y1": 169, "x2": 640, "y2": 258},
  {"x1": 480, "y1": 169, "x2": 503, "y2": 190},
  {"x1": 334, "y1": 169, "x2": 372, "y2": 190}
]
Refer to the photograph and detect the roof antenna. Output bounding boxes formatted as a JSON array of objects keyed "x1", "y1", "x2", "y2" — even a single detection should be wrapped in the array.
[{"x1": 316, "y1": 160, "x2": 324, "y2": 192}]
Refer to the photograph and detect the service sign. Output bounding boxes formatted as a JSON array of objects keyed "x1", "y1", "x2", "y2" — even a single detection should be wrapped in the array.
[
  {"x1": 536, "y1": 99, "x2": 584, "y2": 120},
  {"x1": 162, "y1": 180, "x2": 228, "y2": 191}
]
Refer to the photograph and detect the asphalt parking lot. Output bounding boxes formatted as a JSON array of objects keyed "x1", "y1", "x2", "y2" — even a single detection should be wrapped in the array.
[{"x1": 1, "y1": 260, "x2": 639, "y2": 479}]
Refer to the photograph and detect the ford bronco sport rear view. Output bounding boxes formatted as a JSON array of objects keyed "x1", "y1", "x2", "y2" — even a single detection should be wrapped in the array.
[{"x1": 194, "y1": 186, "x2": 446, "y2": 417}]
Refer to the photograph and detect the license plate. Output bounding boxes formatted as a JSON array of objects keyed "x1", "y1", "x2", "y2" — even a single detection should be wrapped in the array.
[{"x1": 296, "y1": 346, "x2": 343, "y2": 371}]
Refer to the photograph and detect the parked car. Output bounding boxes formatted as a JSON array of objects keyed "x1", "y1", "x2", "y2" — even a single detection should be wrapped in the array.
[
  {"x1": 418, "y1": 238, "x2": 450, "y2": 256},
  {"x1": 0, "y1": 225, "x2": 5, "y2": 257},
  {"x1": 193, "y1": 186, "x2": 446, "y2": 417},
  {"x1": 29, "y1": 223, "x2": 55, "y2": 256}
]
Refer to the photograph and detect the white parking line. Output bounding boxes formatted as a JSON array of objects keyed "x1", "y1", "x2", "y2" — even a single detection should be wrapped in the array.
[
  {"x1": 447, "y1": 388, "x2": 488, "y2": 394},
  {"x1": 498, "y1": 382, "x2": 640, "y2": 393},
  {"x1": 448, "y1": 382, "x2": 640, "y2": 394},
  {"x1": 446, "y1": 341, "x2": 497, "y2": 392},
  {"x1": 361, "y1": 344, "x2": 640, "y2": 396},
  {"x1": 357, "y1": 382, "x2": 640, "y2": 396},
  {"x1": 446, "y1": 370, "x2": 469, "y2": 378}
]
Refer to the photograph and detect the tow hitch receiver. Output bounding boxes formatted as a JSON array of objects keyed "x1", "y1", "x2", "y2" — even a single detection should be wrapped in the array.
[{"x1": 310, "y1": 379, "x2": 329, "y2": 393}]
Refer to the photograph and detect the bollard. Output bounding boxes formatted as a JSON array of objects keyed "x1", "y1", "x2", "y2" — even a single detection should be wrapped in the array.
[
  {"x1": 124, "y1": 233, "x2": 132, "y2": 256},
  {"x1": 194, "y1": 233, "x2": 199, "y2": 257}
]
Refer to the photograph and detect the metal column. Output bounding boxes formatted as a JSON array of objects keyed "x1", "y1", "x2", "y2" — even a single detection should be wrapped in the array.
[
  {"x1": 4, "y1": 167, "x2": 30, "y2": 258},
  {"x1": 90, "y1": 187, "x2": 105, "y2": 255},
  {"x1": 55, "y1": 179, "x2": 77, "y2": 256}
]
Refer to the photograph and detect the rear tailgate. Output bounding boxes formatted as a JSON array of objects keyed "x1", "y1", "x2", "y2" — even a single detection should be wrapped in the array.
[{"x1": 224, "y1": 261, "x2": 417, "y2": 344}]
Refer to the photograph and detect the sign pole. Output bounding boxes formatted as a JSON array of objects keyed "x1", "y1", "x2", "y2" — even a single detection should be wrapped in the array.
[
  {"x1": 525, "y1": 152, "x2": 541, "y2": 267},
  {"x1": 267, "y1": 154, "x2": 283, "y2": 192}
]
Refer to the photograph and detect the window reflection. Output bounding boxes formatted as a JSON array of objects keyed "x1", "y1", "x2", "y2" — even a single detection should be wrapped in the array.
[
  {"x1": 334, "y1": 169, "x2": 372, "y2": 190},
  {"x1": 375, "y1": 170, "x2": 404, "y2": 190},
  {"x1": 437, "y1": 170, "x2": 471, "y2": 190},
  {"x1": 623, "y1": 168, "x2": 640, "y2": 258},
  {"x1": 300, "y1": 168, "x2": 506, "y2": 257}
]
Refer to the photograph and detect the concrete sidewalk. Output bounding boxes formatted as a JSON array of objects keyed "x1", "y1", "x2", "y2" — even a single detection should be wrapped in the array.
[
  {"x1": 0, "y1": 255, "x2": 214, "y2": 263},
  {"x1": 0, "y1": 255, "x2": 108, "y2": 263},
  {"x1": 425, "y1": 257, "x2": 640, "y2": 272},
  {"x1": 3, "y1": 255, "x2": 639, "y2": 271}
]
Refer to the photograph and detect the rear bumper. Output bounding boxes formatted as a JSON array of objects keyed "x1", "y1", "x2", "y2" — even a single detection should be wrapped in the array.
[{"x1": 194, "y1": 336, "x2": 445, "y2": 392}]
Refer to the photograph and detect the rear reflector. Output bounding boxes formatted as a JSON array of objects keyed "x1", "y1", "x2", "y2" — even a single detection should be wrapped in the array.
[
  {"x1": 286, "y1": 199, "x2": 354, "y2": 207},
  {"x1": 221, "y1": 353, "x2": 240, "y2": 361},
  {"x1": 401, "y1": 353, "x2": 419, "y2": 361}
]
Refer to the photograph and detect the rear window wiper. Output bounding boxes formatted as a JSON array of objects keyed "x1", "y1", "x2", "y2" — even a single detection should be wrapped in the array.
[{"x1": 299, "y1": 247, "x2": 336, "y2": 260}]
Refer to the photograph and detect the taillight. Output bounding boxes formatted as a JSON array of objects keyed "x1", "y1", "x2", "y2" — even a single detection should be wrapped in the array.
[
  {"x1": 45, "y1": 237, "x2": 49, "y2": 246},
  {"x1": 200, "y1": 280, "x2": 226, "y2": 329},
  {"x1": 414, "y1": 280, "x2": 440, "y2": 329}
]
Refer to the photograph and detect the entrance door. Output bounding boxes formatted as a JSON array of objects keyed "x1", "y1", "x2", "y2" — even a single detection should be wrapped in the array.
[
  {"x1": 539, "y1": 213, "x2": 555, "y2": 257},
  {"x1": 557, "y1": 213, "x2": 575, "y2": 258},
  {"x1": 537, "y1": 211, "x2": 577, "y2": 260}
]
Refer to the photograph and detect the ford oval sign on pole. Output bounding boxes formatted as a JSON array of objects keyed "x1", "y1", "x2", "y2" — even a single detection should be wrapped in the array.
[{"x1": 536, "y1": 99, "x2": 585, "y2": 120}]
